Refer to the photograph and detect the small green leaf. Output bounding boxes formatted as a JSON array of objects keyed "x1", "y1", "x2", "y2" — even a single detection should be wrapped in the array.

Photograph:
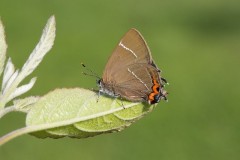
[
  {"x1": 13, "y1": 96, "x2": 40, "y2": 113},
  {"x1": 26, "y1": 88, "x2": 154, "y2": 139},
  {"x1": 0, "y1": 18, "x2": 7, "y2": 77}
]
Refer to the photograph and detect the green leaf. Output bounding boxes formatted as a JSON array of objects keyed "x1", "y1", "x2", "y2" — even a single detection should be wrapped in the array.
[
  {"x1": 26, "y1": 88, "x2": 154, "y2": 139},
  {"x1": 13, "y1": 96, "x2": 40, "y2": 113},
  {"x1": 0, "y1": 18, "x2": 7, "y2": 77}
]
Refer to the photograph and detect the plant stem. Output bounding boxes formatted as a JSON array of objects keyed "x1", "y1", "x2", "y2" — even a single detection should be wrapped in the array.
[
  {"x1": 0, "y1": 123, "x2": 53, "y2": 146},
  {"x1": 0, "y1": 105, "x2": 16, "y2": 118},
  {"x1": 0, "y1": 126, "x2": 29, "y2": 146}
]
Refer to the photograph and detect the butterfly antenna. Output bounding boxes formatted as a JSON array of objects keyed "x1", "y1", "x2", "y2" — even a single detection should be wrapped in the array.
[{"x1": 81, "y1": 63, "x2": 101, "y2": 79}]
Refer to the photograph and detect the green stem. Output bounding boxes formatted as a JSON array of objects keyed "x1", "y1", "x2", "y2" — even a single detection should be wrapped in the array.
[
  {"x1": 0, "y1": 126, "x2": 29, "y2": 146},
  {"x1": 0, "y1": 124, "x2": 48, "y2": 146},
  {"x1": 0, "y1": 106, "x2": 16, "y2": 118}
]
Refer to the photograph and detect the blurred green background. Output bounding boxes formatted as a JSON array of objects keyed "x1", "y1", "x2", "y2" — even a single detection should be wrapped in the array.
[{"x1": 1, "y1": 0, "x2": 240, "y2": 159}]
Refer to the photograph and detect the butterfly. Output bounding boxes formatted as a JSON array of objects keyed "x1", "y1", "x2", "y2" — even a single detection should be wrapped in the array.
[{"x1": 97, "y1": 28, "x2": 167, "y2": 104}]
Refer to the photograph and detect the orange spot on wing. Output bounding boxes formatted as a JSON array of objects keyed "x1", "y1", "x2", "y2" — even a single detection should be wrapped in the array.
[{"x1": 148, "y1": 79, "x2": 161, "y2": 104}]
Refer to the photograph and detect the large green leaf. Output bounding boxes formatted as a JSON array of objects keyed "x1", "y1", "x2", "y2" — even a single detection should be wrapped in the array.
[{"x1": 26, "y1": 88, "x2": 154, "y2": 139}]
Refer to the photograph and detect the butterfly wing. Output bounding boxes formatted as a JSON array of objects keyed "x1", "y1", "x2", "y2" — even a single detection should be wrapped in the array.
[
  {"x1": 101, "y1": 28, "x2": 163, "y2": 103},
  {"x1": 113, "y1": 63, "x2": 161, "y2": 102},
  {"x1": 102, "y1": 28, "x2": 154, "y2": 83}
]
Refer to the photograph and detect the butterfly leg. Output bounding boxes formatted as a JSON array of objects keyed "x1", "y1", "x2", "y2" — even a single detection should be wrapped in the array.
[
  {"x1": 161, "y1": 77, "x2": 168, "y2": 84},
  {"x1": 96, "y1": 90, "x2": 102, "y2": 102},
  {"x1": 114, "y1": 95, "x2": 125, "y2": 109},
  {"x1": 90, "y1": 88, "x2": 101, "y2": 102},
  {"x1": 161, "y1": 90, "x2": 168, "y2": 102},
  {"x1": 120, "y1": 97, "x2": 126, "y2": 109}
]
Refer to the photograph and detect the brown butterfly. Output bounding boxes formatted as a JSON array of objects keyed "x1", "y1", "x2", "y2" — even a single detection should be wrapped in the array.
[{"x1": 97, "y1": 28, "x2": 167, "y2": 104}]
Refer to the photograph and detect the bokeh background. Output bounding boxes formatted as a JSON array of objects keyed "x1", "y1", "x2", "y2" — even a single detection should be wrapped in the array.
[{"x1": 1, "y1": 0, "x2": 240, "y2": 159}]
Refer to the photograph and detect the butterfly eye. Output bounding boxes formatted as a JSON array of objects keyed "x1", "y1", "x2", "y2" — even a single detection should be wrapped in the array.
[{"x1": 96, "y1": 79, "x2": 101, "y2": 85}]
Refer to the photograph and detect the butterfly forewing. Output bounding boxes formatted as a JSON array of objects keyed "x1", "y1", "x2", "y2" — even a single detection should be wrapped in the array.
[{"x1": 102, "y1": 28, "x2": 152, "y2": 82}]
